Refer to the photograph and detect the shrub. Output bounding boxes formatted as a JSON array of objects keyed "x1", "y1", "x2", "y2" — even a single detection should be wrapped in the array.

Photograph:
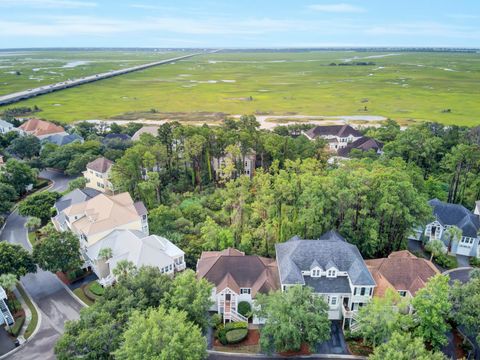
[
  {"x1": 224, "y1": 321, "x2": 247, "y2": 331},
  {"x1": 88, "y1": 281, "x2": 105, "y2": 296},
  {"x1": 225, "y1": 328, "x2": 248, "y2": 344},
  {"x1": 216, "y1": 321, "x2": 248, "y2": 345},
  {"x1": 237, "y1": 301, "x2": 252, "y2": 318},
  {"x1": 211, "y1": 313, "x2": 223, "y2": 329},
  {"x1": 469, "y1": 257, "x2": 480, "y2": 267},
  {"x1": 435, "y1": 254, "x2": 457, "y2": 269},
  {"x1": 8, "y1": 314, "x2": 25, "y2": 337}
]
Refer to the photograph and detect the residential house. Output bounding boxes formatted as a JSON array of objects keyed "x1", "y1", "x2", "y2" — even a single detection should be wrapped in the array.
[
  {"x1": 42, "y1": 133, "x2": 83, "y2": 146},
  {"x1": 197, "y1": 248, "x2": 279, "y2": 324},
  {"x1": 84, "y1": 229, "x2": 185, "y2": 286},
  {"x1": 303, "y1": 125, "x2": 363, "y2": 151},
  {"x1": 52, "y1": 192, "x2": 148, "y2": 247},
  {"x1": 366, "y1": 250, "x2": 439, "y2": 299},
  {"x1": 19, "y1": 118, "x2": 67, "y2": 139},
  {"x1": 275, "y1": 231, "x2": 376, "y2": 328},
  {"x1": 419, "y1": 199, "x2": 480, "y2": 258},
  {"x1": 212, "y1": 151, "x2": 256, "y2": 180},
  {"x1": 132, "y1": 126, "x2": 158, "y2": 141},
  {"x1": 475, "y1": 201, "x2": 480, "y2": 216},
  {"x1": 337, "y1": 137, "x2": 383, "y2": 158},
  {"x1": 102, "y1": 133, "x2": 131, "y2": 143},
  {"x1": 0, "y1": 119, "x2": 14, "y2": 134},
  {"x1": 54, "y1": 188, "x2": 101, "y2": 216},
  {"x1": 0, "y1": 286, "x2": 14, "y2": 327},
  {"x1": 83, "y1": 157, "x2": 114, "y2": 193}
]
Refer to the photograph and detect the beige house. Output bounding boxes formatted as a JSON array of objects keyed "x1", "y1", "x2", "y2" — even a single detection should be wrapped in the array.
[
  {"x1": 83, "y1": 157, "x2": 114, "y2": 193},
  {"x1": 19, "y1": 118, "x2": 67, "y2": 139},
  {"x1": 53, "y1": 192, "x2": 149, "y2": 247}
]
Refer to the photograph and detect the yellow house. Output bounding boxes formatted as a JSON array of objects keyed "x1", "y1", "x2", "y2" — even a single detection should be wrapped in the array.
[{"x1": 83, "y1": 157, "x2": 114, "y2": 194}]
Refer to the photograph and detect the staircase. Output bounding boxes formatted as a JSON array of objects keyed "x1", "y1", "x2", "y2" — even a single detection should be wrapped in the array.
[
  {"x1": 349, "y1": 312, "x2": 359, "y2": 332},
  {"x1": 224, "y1": 309, "x2": 248, "y2": 323},
  {"x1": 0, "y1": 298, "x2": 14, "y2": 326}
]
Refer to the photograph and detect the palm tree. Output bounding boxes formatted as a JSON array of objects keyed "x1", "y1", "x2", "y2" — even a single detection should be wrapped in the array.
[
  {"x1": 24, "y1": 217, "x2": 41, "y2": 231},
  {"x1": 0, "y1": 274, "x2": 18, "y2": 312},
  {"x1": 98, "y1": 247, "x2": 113, "y2": 260},
  {"x1": 112, "y1": 260, "x2": 136, "y2": 279},
  {"x1": 445, "y1": 226, "x2": 462, "y2": 253},
  {"x1": 425, "y1": 239, "x2": 445, "y2": 261}
]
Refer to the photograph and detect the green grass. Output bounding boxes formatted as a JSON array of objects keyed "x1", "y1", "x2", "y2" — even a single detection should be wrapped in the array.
[
  {"x1": 1, "y1": 50, "x2": 480, "y2": 126},
  {"x1": 88, "y1": 281, "x2": 105, "y2": 297},
  {"x1": 73, "y1": 287, "x2": 94, "y2": 306},
  {"x1": 16, "y1": 284, "x2": 38, "y2": 339},
  {"x1": 27, "y1": 232, "x2": 36, "y2": 247}
]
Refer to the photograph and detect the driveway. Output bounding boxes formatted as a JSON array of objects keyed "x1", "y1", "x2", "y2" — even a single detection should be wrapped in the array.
[
  {"x1": 445, "y1": 267, "x2": 474, "y2": 285},
  {"x1": 316, "y1": 321, "x2": 349, "y2": 355},
  {"x1": 0, "y1": 327, "x2": 15, "y2": 356},
  {"x1": 208, "y1": 353, "x2": 361, "y2": 360},
  {"x1": 1, "y1": 170, "x2": 83, "y2": 360}
]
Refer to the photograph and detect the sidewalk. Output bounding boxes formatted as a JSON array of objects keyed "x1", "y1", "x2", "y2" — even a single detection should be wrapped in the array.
[{"x1": 12, "y1": 287, "x2": 31, "y2": 345}]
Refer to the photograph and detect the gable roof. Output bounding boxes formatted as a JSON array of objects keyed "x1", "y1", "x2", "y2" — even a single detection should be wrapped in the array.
[
  {"x1": 365, "y1": 250, "x2": 439, "y2": 297},
  {"x1": 19, "y1": 118, "x2": 65, "y2": 137},
  {"x1": 428, "y1": 198, "x2": 480, "y2": 238},
  {"x1": 0, "y1": 119, "x2": 14, "y2": 129},
  {"x1": 132, "y1": 126, "x2": 158, "y2": 141},
  {"x1": 87, "y1": 229, "x2": 184, "y2": 271},
  {"x1": 304, "y1": 125, "x2": 362, "y2": 140},
  {"x1": 63, "y1": 192, "x2": 145, "y2": 238},
  {"x1": 42, "y1": 133, "x2": 83, "y2": 146},
  {"x1": 197, "y1": 248, "x2": 279, "y2": 296},
  {"x1": 275, "y1": 230, "x2": 375, "y2": 287},
  {"x1": 55, "y1": 188, "x2": 101, "y2": 213},
  {"x1": 86, "y1": 157, "x2": 114, "y2": 173},
  {"x1": 337, "y1": 137, "x2": 383, "y2": 157},
  {"x1": 103, "y1": 133, "x2": 131, "y2": 142}
]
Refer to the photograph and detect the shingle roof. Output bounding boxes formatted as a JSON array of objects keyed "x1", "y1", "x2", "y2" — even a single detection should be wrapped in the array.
[
  {"x1": 365, "y1": 250, "x2": 439, "y2": 297},
  {"x1": 103, "y1": 133, "x2": 131, "y2": 142},
  {"x1": 197, "y1": 248, "x2": 280, "y2": 296},
  {"x1": 428, "y1": 198, "x2": 480, "y2": 238},
  {"x1": 63, "y1": 192, "x2": 145, "y2": 240},
  {"x1": 275, "y1": 230, "x2": 375, "y2": 287},
  {"x1": 304, "y1": 125, "x2": 362, "y2": 140},
  {"x1": 0, "y1": 120, "x2": 14, "y2": 129},
  {"x1": 132, "y1": 126, "x2": 158, "y2": 141},
  {"x1": 87, "y1": 229, "x2": 183, "y2": 272},
  {"x1": 337, "y1": 137, "x2": 383, "y2": 157},
  {"x1": 19, "y1": 118, "x2": 65, "y2": 137},
  {"x1": 86, "y1": 157, "x2": 114, "y2": 173},
  {"x1": 42, "y1": 133, "x2": 83, "y2": 146},
  {"x1": 54, "y1": 188, "x2": 101, "y2": 213},
  {"x1": 304, "y1": 275, "x2": 352, "y2": 294}
]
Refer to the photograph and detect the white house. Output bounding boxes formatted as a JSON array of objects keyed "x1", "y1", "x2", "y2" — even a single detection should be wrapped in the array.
[
  {"x1": 275, "y1": 231, "x2": 376, "y2": 328},
  {"x1": 0, "y1": 119, "x2": 14, "y2": 135},
  {"x1": 419, "y1": 199, "x2": 480, "y2": 258},
  {"x1": 303, "y1": 125, "x2": 363, "y2": 151},
  {"x1": 0, "y1": 286, "x2": 14, "y2": 327},
  {"x1": 196, "y1": 248, "x2": 279, "y2": 324},
  {"x1": 212, "y1": 151, "x2": 256, "y2": 180},
  {"x1": 84, "y1": 229, "x2": 186, "y2": 286}
]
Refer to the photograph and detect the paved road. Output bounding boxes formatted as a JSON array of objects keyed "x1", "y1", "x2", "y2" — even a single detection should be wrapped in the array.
[
  {"x1": 1, "y1": 170, "x2": 83, "y2": 360},
  {"x1": 209, "y1": 353, "x2": 361, "y2": 360},
  {"x1": 0, "y1": 53, "x2": 206, "y2": 106}
]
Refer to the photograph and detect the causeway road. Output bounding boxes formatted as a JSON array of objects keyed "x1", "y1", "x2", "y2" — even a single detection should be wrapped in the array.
[{"x1": 0, "y1": 52, "x2": 206, "y2": 106}]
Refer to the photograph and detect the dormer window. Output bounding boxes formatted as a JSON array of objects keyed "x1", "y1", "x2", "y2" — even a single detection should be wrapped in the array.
[
  {"x1": 311, "y1": 268, "x2": 321, "y2": 277},
  {"x1": 327, "y1": 269, "x2": 337, "y2": 278}
]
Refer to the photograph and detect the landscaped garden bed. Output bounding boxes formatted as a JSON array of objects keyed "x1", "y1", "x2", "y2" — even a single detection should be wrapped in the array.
[{"x1": 213, "y1": 321, "x2": 261, "y2": 352}]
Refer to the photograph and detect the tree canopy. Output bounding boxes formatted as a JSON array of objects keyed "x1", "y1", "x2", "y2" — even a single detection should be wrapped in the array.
[
  {"x1": 0, "y1": 242, "x2": 36, "y2": 278},
  {"x1": 18, "y1": 191, "x2": 61, "y2": 223}
]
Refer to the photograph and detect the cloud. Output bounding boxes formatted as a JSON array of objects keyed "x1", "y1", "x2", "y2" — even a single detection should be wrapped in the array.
[
  {"x1": 365, "y1": 22, "x2": 480, "y2": 40},
  {"x1": 0, "y1": 0, "x2": 97, "y2": 8},
  {"x1": 308, "y1": 3, "x2": 365, "y2": 13}
]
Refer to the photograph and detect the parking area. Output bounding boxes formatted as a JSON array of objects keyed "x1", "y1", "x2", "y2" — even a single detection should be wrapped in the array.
[
  {"x1": 315, "y1": 321, "x2": 349, "y2": 355},
  {"x1": 0, "y1": 326, "x2": 15, "y2": 356}
]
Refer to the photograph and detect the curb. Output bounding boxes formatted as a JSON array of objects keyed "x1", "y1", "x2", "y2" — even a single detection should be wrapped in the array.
[
  {"x1": 0, "y1": 284, "x2": 43, "y2": 360},
  {"x1": 206, "y1": 350, "x2": 366, "y2": 359},
  {"x1": 442, "y1": 266, "x2": 473, "y2": 275},
  {"x1": 57, "y1": 279, "x2": 89, "y2": 308}
]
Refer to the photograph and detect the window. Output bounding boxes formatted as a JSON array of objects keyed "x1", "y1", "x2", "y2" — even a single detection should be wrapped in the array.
[
  {"x1": 240, "y1": 288, "x2": 251, "y2": 295},
  {"x1": 169, "y1": 264, "x2": 173, "y2": 271},
  {"x1": 369, "y1": 288, "x2": 373, "y2": 296},
  {"x1": 311, "y1": 268, "x2": 321, "y2": 277},
  {"x1": 330, "y1": 296, "x2": 338, "y2": 306},
  {"x1": 360, "y1": 287, "x2": 366, "y2": 296},
  {"x1": 327, "y1": 269, "x2": 336, "y2": 278},
  {"x1": 398, "y1": 290, "x2": 407, "y2": 297}
]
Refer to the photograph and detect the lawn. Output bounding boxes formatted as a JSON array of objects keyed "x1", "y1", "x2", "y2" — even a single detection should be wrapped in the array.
[
  {"x1": 73, "y1": 287, "x2": 94, "y2": 306},
  {"x1": 16, "y1": 284, "x2": 38, "y2": 339},
  {"x1": 1, "y1": 50, "x2": 480, "y2": 126}
]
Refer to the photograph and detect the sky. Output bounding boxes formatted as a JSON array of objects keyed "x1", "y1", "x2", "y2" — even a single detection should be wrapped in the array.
[{"x1": 0, "y1": 0, "x2": 479, "y2": 48}]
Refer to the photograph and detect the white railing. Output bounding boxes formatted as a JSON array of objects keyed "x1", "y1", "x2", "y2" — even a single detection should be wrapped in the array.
[
  {"x1": 0, "y1": 298, "x2": 14, "y2": 326},
  {"x1": 175, "y1": 262, "x2": 186, "y2": 271},
  {"x1": 224, "y1": 309, "x2": 248, "y2": 323},
  {"x1": 98, "y1": 274, "x2": 116, "y2": 287}
]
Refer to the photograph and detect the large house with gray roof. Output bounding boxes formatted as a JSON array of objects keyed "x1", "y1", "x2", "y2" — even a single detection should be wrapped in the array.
[
  {"x1": 275, "y1": 231, "x2": 375, "y2": 328},
  {"x1": 303, "y1": 125, "x2": 363, "y2": 151},
  {"x1": 419, "y1": 199, "x2": 480, "y2": 258}
]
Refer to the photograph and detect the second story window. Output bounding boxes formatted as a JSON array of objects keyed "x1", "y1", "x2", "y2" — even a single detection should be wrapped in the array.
[
  {"x1": 240, "y1": 288, "x2": 251, "y2": 295},
  {"x1": 311, "y1": 269, "x2": 321, "y2": 277},
  {"x1": 327, "y1": 269, "x2": 337, "y2": 278}
]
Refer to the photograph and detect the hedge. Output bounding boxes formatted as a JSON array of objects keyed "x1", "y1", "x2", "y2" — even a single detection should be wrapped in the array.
[
  {"x1": 225, "y1": 328, "x2": 248, "y2": 344},
  {"x1": 9, "y1": 314, "x2": 25, "y2": 337},
  {"x1": 217, "y1": 321, "x2": 248, "y2": 345},
  {"x1": 237, "y1": 301, "x2": 252, "y2": 318},
  {"x1": 435, "y1": 254, "x2": 457, "y2": 269}
]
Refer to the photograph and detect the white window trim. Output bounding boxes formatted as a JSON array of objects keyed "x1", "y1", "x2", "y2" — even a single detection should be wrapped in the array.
[
  {"x1": 240, "y1": 288, "x2": 251, "y2": 295},
  {"x1": 326, "y1": 269, "x2": 337, "y2": 278}
]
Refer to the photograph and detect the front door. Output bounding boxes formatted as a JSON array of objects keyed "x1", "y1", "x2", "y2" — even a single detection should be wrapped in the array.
[{"x1": 225, "y1": 294, "x2": 231, "y2": 302}]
